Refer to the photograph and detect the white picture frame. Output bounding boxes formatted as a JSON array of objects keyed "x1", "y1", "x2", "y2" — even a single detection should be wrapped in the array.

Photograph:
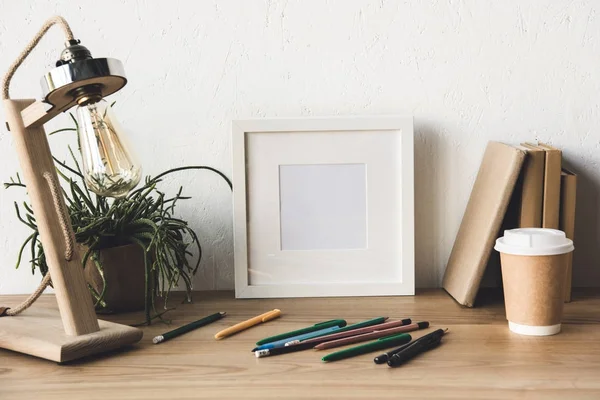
[{"x1": 232, "y1": 116, "x2": 414, "y2": 298}]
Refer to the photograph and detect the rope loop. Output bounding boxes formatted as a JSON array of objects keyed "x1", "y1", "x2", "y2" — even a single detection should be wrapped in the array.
[{"x1": 1, "y1": 16, "x2": 74, "y2": 100}]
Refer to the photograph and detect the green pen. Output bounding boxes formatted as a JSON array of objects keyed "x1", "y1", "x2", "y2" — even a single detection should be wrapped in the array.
[
  {"x1": 255, "y1": 319, "x2": 347, "y2": 346},
  {"x1": 322, "y1": 333, "x2": 412, "y2": 362},
  {"x1": 285, "y1": 317, "x2": 393, "y2": 346},
  {"x1": 333, "y1": 317, "x2": 389, "y2": 334}
]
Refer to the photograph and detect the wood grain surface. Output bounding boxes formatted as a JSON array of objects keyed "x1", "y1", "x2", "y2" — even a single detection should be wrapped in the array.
[{"x1": 1, "y1": 289, "x2": 599, "y2": 400}]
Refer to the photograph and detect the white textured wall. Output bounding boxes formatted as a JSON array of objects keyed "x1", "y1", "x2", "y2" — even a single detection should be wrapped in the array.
[{"x1": 1, "y1": 0, "x2": 600, "y2": 294}]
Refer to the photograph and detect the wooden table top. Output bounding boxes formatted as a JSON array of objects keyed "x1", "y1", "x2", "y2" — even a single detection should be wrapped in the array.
[{"x1": 1, "y1": 289, "x2": 599, "y2": 400}]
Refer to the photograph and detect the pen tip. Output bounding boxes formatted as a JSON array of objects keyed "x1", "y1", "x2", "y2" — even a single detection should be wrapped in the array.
[
  {"x1": 220, "y1": 311, "x2": 227, "y2": 316},
  {"x1": 251, "y1": 348, "x2": 258, "y2": 352}
]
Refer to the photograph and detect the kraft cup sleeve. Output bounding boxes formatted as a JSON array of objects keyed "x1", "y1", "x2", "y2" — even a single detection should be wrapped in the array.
[{"x1": 500, "y1": 253, "x2": 568, "y2": 327}]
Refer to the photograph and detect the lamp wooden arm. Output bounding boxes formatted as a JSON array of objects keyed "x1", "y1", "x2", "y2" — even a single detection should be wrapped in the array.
[{"x1": 20, "y1": 99, "x2": 75, "y2": 129}]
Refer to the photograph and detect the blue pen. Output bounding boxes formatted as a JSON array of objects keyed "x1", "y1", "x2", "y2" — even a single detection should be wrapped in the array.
[{"x1": 251, "y1": 326, "x2": 341, "y2": 351}]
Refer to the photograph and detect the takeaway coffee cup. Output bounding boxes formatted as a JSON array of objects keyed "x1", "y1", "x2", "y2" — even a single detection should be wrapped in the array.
[{"x1": 494, "y1": 228, "x2": 574, "y2": 336}]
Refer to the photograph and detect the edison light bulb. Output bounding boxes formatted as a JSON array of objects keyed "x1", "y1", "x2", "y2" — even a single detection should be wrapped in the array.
[{"x1": 76, "y1": 99, "x2": 141, "y2": 198}]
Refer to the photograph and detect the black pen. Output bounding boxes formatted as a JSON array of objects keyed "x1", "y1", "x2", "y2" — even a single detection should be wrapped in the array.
[
  {"x1": 374, "y1": 328, "x2": 445, "y2": 364},
  {"x1": 153, "y1": 312, "x2": 226, "y2": 344},
  {"x1": 387, "y1": 328, "x2": 447, "y2": 367},
  {"x1": 373, "y1": 341, "x2": 414, "y2": 364}
]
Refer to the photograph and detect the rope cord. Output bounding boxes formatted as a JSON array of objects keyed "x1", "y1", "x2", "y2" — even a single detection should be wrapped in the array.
[
  {"x1": 3, "y1": 274, "x2": 52, "y2": 316},
  {"x1": 1, "y1": 16, "x2": 74, "y2": 100},
  {"x1": 43, "y1": 172, "x2": 75, "y2": 262}
]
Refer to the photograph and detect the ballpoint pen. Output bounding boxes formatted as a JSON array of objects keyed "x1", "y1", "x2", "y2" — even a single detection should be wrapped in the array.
[
  {"x1": 254, "y1": 318, "x2": 410, "y2": 358},
  {"x1": 255, "y1": 319, "x2": 347, "y2": 346},
  {"x1": 285, "y1": 318, "x2": 410, "y2": 346},
  {"x1": 373, "y1": 327, "x2": 444, "y2": 364},
  {"x1": 153, "y1": 312, "x2": 226, "y2": 344},
  {"x1": 387, "y1": 328, "x2": 447, "y2": 367},
  {"x1": 252, "y1": 325, "x2": 340, "y2": 351},
  {"x1": 322, "y1": 333, "x2": 412, "y2": 362},
  {"x1": 254, "y1": 318, "x2": 409, "y2": 358},
  {"x1": 319, "y1": 317, "x2": 389, "y2": 335},
  {"x1": 314, "y1": 321, "x2": 429, "y2": 350},
  {"x1": 214, "y1": 309, "x2": 281, "y2": 340},
  {"x1": 373, "y1": 341, "x2": 414, "y2": 364}
]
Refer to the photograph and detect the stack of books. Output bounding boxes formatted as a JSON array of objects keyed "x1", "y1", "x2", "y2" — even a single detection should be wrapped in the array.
[{"x1": 442, "y1": 141, "x2": 577, "y2": 307}]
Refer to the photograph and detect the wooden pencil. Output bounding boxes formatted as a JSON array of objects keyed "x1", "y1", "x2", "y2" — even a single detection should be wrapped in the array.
[
  {"x1": 285, "y1": 318, "x2": 411, "y2": 346},
  {"x1": 314, "y1": 322, "x2": 429, "y2": 350}
]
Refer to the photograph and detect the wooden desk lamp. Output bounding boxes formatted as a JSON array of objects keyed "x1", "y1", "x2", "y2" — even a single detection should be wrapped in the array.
[{"x1": 0, "y1": 16, "x2": 143, "y2": 362}]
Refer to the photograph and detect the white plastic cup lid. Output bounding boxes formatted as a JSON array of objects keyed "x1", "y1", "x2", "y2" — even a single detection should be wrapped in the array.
[{"x1": 494, "y1": 228, "x2": 574, "y2": 256}]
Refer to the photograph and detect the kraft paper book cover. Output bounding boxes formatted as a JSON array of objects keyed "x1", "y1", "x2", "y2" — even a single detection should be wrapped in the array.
[{"x1": 442, "y1": 141, "x2": 526, "y2": 307}]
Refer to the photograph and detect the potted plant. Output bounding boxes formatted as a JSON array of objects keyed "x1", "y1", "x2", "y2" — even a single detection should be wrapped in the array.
[{"x1": 5, "y1": 121, "x2": 232, "y2": 325}]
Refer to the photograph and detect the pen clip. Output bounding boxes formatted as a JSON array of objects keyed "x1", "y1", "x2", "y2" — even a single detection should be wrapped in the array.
[{"x1": 261, "y1": 309, "x2": 281, "y2": 322}]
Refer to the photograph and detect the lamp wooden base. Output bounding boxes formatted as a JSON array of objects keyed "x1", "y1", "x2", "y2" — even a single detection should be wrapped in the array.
[{"x1": 0, "y1": 308, "x2": 143, "y2": 363}]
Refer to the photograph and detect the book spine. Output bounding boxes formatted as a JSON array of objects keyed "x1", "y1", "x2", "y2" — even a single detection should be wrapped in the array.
[
  {"x1": 559, "y1": 171, "x2": 577, "y2": 302},
  {"x1": 542, "y1": 150, "x2": 562, "y2": 229},
  {"x1": 517, "y1": 151, "x2": 544, "y2": 228}
]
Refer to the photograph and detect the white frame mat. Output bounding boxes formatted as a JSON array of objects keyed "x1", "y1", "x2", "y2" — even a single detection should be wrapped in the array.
[{"x1": 232, "y1": 116, "x2": 414, "y2": 298}]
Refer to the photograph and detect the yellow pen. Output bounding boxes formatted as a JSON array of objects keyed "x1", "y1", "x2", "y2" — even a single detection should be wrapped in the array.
[{"x1": 214, "y1": 309, "x2": 281, "y2": 340}]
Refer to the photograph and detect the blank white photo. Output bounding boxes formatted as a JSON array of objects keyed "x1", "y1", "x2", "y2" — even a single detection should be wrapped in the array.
[{"x1": 279, "y1": 164, "x2": 367, "y2": 251}]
